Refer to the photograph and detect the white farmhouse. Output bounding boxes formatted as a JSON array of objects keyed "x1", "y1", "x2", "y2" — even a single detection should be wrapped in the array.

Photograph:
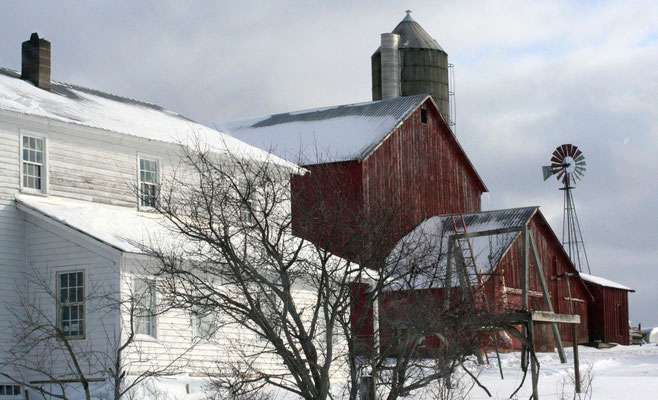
[{"x1": 0, "y1": 33, "x2": 312, "y2": 399}]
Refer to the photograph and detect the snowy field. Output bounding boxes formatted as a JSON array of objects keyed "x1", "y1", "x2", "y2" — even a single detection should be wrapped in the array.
[
  {"x1": 54, "y1": 344, "x2": 658, "y2": 399},
  {"x1": 472, "y1": 344, "x2": 658, "y2": 399}
]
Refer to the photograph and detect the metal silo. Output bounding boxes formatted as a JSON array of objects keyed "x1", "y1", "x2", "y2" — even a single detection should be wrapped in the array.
[{"x1": 372, "y1": 11, "x2": 451, "y2": 124}]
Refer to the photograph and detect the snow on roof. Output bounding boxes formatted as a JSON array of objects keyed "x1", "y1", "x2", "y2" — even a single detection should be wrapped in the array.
[
  {"x1": 15, "y1": 193, "x2": 365, "y2": 283},
  {"x1": 385, "y1": 207, "x2": 537, "y2": 291},
  {"x1": 579, "y1": 273, "x2": 634, "y2": 291},
  {"x1": 217, "y1": 95, "x2": 427, "y2": 165},
  {"x1": 16, "y1": 193, "x2": 180, "y2": 254},
  {"x1": 0, "y1": 68, "x2": 297, "y2": 169}
]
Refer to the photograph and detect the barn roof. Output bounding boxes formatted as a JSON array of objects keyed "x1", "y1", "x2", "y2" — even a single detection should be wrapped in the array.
[
  {"x1": 0, "y1": 68, "x2": 294, "y2": 168},
  {"x1": 385, "y1": 207, "x2": 538, "y2": 291},
  {"x1": 217, "y1": 95, "x2": 427, "y2": 165},
  {"x1": 580, "y1": 273, "x2": 634, "y2": 292}
]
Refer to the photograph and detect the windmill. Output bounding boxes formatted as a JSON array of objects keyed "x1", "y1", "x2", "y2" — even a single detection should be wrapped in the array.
[{"x1": 542, "y1": 144, "x2": 591, "y2": 274}]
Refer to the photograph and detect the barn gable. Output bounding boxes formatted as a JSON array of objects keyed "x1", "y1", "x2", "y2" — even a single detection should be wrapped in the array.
[{"x1": 218, "y1": 95, "x2": 486, "y2": 192}]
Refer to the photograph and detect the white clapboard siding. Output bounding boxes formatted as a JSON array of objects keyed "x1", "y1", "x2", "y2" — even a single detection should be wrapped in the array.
[
  {"x1": 0, "y1": 125, "x2": 24, "y2": 380},
  {"x1": 23, "y1": 213, "x2": 122, "y2": 381}
]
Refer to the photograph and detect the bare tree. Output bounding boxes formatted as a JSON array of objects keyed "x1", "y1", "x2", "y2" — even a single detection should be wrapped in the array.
[
  {"x1": 144, "y1": 143, "x2": 492, "y2": 400},
  {"x1": 0, "y1": 265, "x2": 189, "y2": 400}
]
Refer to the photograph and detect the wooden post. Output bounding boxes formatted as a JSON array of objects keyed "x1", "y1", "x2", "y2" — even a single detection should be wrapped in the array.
[
  {"x1": 528, "y1": 230, "x2": 567, "y2": 364},
  {"x1": 564, "y1": 276, "x2": 581, "y2": 393},
  {"x1": 444, "y1": 239, "x2": 454, "y2": 309},
  {"x1": 521, "y1": 226, "x2": 529, "y2": 311},
  {"x1": 528, "y1": 319, "x2": 539, "y2": 400}
]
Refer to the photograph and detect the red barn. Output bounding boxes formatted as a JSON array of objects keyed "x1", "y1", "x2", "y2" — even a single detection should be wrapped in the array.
[
  {"x1": 377, "y1": 207, "x2": 592, "y2": 354},
  {"x1": 218, "y1": 12, "x2": 633, "y2": 353},
  {"x1": 220, "y1": 95, "x2": 486, "y2": 261},
  {"x1": 580, "y1": 274, "x2": 634, "y2": 345}
]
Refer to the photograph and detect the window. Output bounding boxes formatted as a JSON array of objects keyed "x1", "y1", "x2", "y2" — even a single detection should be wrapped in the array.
[
  {"x1": 21, "y1": 135, "x2": 46, "y2": 192},
  {"x1": 0, "y1": 385, "x2": 21, "y2": 396},
  {"x1": 241, "y1": 197, "x2": 255, "y2": 224},
  {"x1": 420, "y1": 107, "x2": 428, "y2": 124},
  {"x1": 57, "y1": 271, "x2": 85, "y2": 339},
  {"x1": 134, "y1": 278, "x2": 156, "y2": 337},
  {"x1": 138, "y1": 157, "x2": 159, "y2": 208},
  {"x1": 192, "y1": 312, "x2": 217, "y2": 339}
]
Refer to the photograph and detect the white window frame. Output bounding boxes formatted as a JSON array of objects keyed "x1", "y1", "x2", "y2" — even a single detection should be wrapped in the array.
[
  {"x1": 137, "y1": 153, "x2": 160, "y2": 210},
  {"x1": 191, "y1": 311, "x2": 217, "y2": 340},
  {"x1": 133, "y1": 277, "x2": 157, "y2": 339},
  {"x1": 19, "y1": 131, "x2": 48, "y2": 195},
  {"x1": 56, "y1": 270, "x2": 85, "y2": 340}
]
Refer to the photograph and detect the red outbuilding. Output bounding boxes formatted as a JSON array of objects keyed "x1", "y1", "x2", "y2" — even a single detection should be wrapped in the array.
[{"x1": 580, "y1": 274, "x2": 634, "y2": 345}]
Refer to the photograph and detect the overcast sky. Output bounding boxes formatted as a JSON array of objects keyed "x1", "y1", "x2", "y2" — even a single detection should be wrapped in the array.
[{"x1": 1, "y1": 1, "x2": 656, "y2": 326}]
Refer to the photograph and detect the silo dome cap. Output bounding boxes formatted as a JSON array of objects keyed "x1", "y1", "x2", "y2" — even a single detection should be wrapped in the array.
[{"x1": 392, "y1": 10, "x2": 444, "y2": 51}]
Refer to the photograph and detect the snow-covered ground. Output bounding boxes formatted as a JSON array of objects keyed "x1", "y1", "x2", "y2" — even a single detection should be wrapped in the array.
[
  {"x1": 472, "y1": 344, "x2": 658, "y2": 399},
  {"x1": 42, "y1": 344, "x2": 658, "y2": 399}
]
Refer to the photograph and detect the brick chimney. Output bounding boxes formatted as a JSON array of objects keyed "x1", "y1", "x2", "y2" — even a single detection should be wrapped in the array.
[{"x1": 21, "y1": 32, "x2": 51, "y2": 90}]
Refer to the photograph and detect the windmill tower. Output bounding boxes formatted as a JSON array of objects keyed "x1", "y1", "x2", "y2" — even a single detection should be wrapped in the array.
[{"x1": 543, "y1": 144, "x2": 591, "y2": 274}]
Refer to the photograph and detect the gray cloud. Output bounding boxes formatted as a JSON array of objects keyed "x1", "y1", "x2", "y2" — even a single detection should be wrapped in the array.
[{"x1": 1, "y1": 0, "x2": 656, "y2": 325}]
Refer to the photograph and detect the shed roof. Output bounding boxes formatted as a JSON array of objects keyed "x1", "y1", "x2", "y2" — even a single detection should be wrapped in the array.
[
  {"x1": 217, "y1": 95, "x2": 428, "y2": 165},
  {"x1": 0, "y1": 68, "x2": 293, "y2": 168},
  {"x1": 580, "y1": 273, "x2": 634, "y2": 292},
  {"x1": 16, "y1": 193, "x2": 175, "y2": 254},
  {"x1": 386, "y1": 207, "x2": 538, "y2": 291}
]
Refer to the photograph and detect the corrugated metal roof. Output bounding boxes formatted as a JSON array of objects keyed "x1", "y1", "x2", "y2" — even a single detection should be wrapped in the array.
[
  {"x1": 218, "y1": 95, "x2": 427, "y2": 165},
  {"x1": 385, "y1": 207, "x2": 538, "y2": 291},
  {"x1": 454, "y1": 206, "x2": 538, "y2": 233}
]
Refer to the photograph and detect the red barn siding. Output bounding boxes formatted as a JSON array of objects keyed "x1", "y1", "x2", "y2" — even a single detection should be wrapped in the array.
[
  {"x1": 585, "y1": 283, "x2": 631, "y2": 345},
  {"x1": 291, "y1": 161, "x2": 363, "y2": 261},
  {"x1": 362, "y1": 100, "x2": 484, "y2": 243},
  {"x1": 490, "y1": 213, "x2": 590, "y2": 349}
]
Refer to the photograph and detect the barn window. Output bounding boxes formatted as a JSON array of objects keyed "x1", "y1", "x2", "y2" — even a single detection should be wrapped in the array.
[
  {"x1": 134, "y1": 277, "x2": 157, "y2": 338},
  {"x1": 20, "y1": 134, "x2": 47, "y2": 193},
  {"x1": 0, "y1": 385, "x2": 21, "y2": 396},
  {"x1": 138, "y1": 156, "x2": 159, "y2": 209},
  {"x1": 420, "y1": 107, "x2": 428, "y2": 124},
  {"x1": 57, "y1": 271, "x2": 85, "y2": 339}
]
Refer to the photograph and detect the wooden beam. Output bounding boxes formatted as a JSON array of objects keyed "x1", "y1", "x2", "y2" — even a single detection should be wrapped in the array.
[
  {"x1": 460, "y1": 311, "x2": 580, "y2": 327},
  {"x1": 528, "y1": 230, "x2": 567, "y2": 363},
  {"x1": 451, "y1": 226, "x2": 523, "y2": 240},
  {"x1": 521, "y1": 226, "x2": 529, "y2": 311},
  {"x1": 530, "y1": 311, "x2": 580, "y2": 324},
  {"x1": 443, "y1": 239, "x2": 454, "y2": 309}
]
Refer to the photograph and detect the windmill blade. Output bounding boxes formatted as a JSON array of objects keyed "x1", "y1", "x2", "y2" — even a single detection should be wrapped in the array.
[
  {"x1": 551, "y1": 156, "x2": 563, "y2": 165},
  {"x1": 560, "y1": 144, "x2": 570, "y2": 158},
  {"x1": 573, "y1": 148, "x2": 583, "y2": 159},
  {"x1": 555, "y1": 146, "x2": 565, "y2": 159},
  {"x1": 567, "y1": 144, "x2": 576, "y2": 157},
  {"x1": 557, "y1": 169, "x2": 566, "y2": 182}
]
